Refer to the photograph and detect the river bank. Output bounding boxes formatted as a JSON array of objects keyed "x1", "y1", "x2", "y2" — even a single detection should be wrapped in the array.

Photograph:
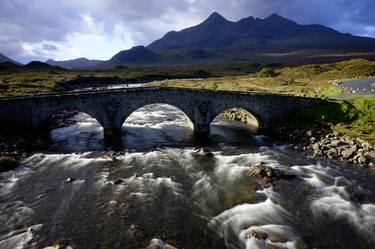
[{"x1": 219, "y1": 105, "x2": 375, "y2": 169}]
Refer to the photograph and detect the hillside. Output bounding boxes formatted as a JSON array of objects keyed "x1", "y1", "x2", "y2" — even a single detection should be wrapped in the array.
[
  {"x1": 0, "y1": 53, "x2": 21, "y2": 65},
  {"x1": 100, "y1": 46, "x2": 165, "y2": 68},
  {"x1": 46, "y1": 58, "x2": 103, "y2": 70},
  {"x1": 23, "y1": 61, "x2": 66, "y2": 71}
]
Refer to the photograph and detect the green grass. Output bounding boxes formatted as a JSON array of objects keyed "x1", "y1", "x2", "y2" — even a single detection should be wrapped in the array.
[
  {"x1": 156, "y1": 59, "x2": 375, "y2": 97},
  {"x1": 289, "y1": 96, "x2": 375, "y2": 144},
  {"x1": 371, "y1": 82, "x2": 375, "y2": 87}
]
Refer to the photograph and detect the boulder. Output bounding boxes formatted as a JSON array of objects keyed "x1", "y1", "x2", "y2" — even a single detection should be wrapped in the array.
[
  {"x1": 64, "y1": 177, "x2": 76, "y2": 183},
  {"x1": 342, "y1": 147, "x2": 356, "y2": 159},
  {"x1": 246, "y1": 230, "x2": 268, "y2": 240},
  {"x1": 113, "y1": 179, "x2": 124, "y2": 185},
  {"x1": 248, "y1": 165, "x2": 297, "y2": 186},
  {"x1": 195, "y1": 148, "x2": 214, "y2": 158}
]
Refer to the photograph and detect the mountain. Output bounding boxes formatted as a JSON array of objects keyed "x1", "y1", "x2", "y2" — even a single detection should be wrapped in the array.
[
  {"x1": 0, "y1": 52, "x2": 21, "y2": 65},
  {"x1": 148, "y1": 12, "x2": 375, "y2": 53},
  {"x1": 100, "y1": 46, "x2": 165, "y2": 68},
  {"x1": 95, "y1": 12, "x2": 375, "y2": 68},
  {"x1": 23, "y1": 61, "x2": 66, "y2": 71},
  {"x1": 46, "y1": 57, "x2": 103, "y2": 70}
]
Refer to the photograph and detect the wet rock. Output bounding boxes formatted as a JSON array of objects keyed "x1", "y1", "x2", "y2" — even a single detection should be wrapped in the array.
[
  {"x1": 64, "y1": 177, "x2": 78, "y2": 183},
  {"x1": 195, "y1": 148, "x2": 214, "y2": 158},
  {"x1": 342, "y1": 147, "x2": 355, "y2": 159},
  {"x1": 248, "y1": 165, "x2": 297, "y2": 187},
  {"x1": 358, "y1": 156, "x2": 367, "y2": 165},
  {"x1": 49, "y1": 238, "x2": 76, "y2": 249},
  {"x1": 147, "y1": 238, "x2": 177, "y2": 249},
  {"x1": 246, "y1": 230, "x2": 268, "y2": 240},
  {"x1": 113, "y1": 179, "x2": 124, "y2": 185}
]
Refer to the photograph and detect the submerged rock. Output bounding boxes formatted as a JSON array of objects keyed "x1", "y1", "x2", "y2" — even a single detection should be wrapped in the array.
[
  {"x1": 248, "y1": 164, "x2": 297, "y2": 187},
  {"x1": 246, "y1": 230, "x2": 268, "y2": 240},
  {"x1": 146, "y1": 238, "x2": 177, "y2": 249},
  {"x1": 195, "y1": 148, "x2": 214, "y2": 158},
  {"x1": 113, "y1": 179, "x2": 124, "y2": 185},
  {"x1": 64, "y1": 177, "x2": 76, "y2": 183}
]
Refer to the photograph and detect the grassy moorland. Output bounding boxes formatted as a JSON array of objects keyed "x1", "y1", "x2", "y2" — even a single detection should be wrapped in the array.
[
  {"x1": 157, "y1": 59, "x2": 375, "y2": 97},
  {"x1": 0, "y1": 63, "x2": 266, "y2": 96}
]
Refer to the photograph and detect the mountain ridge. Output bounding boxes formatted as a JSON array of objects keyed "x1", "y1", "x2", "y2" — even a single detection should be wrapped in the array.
[
  {"x1": 0, "y1": 53, "x2": 21, "y2": 65},
  {"x1": 46, "y1": 57, "x2": 103, "y2": 70}
]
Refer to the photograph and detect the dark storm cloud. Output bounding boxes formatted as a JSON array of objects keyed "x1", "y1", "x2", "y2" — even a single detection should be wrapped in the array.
[{"x1": 1, "y1": 0, "x2": 375, "y2": 62}]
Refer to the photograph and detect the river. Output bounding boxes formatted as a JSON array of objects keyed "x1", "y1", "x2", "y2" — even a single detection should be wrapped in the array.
[{"x1": 0, "y1": 104, "x2": 374, "y2": 249}]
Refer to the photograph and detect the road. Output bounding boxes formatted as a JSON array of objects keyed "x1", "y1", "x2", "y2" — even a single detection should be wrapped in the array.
[{"x1": 334, "y1": 77, "x2": 375, "y2": 98}]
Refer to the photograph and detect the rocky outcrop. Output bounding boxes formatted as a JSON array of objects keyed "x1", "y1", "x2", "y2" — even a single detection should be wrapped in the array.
[
  {"x1": 306, "y1": 132, "x2": 374, "y2": 168},
  {"x1": 275, "y1": 124, "x2": 375, "y2": 169}
]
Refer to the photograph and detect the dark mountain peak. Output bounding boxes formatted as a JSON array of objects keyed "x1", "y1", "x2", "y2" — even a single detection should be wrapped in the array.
[
  {"x1": 267, "y1": 13, "x2": 282, "y2": 19},
  {"x1": 264, "y1": 13, "x2": 296, "y2": 24},
  {"x1": 24, "y1": 61, "x2": 65, "y2": 70},
  {"x1": 0, "y1": 52, "x2": 21, "y2": 65},
  {"x1": 109, "y1": 46, "x2": 163, "y2": 65},
  {"x1": 130, "y1": 45, "x2": 148, "y2": 51},
  {"x1": 203, "y1": 12, "x2": 229, "y2": 25}
]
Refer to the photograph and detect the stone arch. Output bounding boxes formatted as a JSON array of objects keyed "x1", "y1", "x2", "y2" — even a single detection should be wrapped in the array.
[
  {"x1": 120, "y1": 103, "x2": 195, "y2": 130},
  {"x1": 210, "y1": 107, "x2": 260, "y2": 132},
  {"x1": 118, "y1": 103, "x2": 195, "y2": 131},
  {"x1": 209, "y1": 105, "x2": 263, "y2": 132},
  {"x1": 34, "y1": 108, "x2": 105, "y2": 136}
]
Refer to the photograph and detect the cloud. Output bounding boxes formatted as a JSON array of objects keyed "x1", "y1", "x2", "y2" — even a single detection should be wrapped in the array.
[{"x1": 1, "y1": 0, "x2": 375, "y2": 63}]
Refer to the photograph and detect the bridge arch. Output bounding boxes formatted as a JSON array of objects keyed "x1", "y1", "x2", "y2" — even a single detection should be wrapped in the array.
[
  {"x1": 121, "y1": 103, "x2": 195, "y2": 130},
  {"x1": 33, "y1": 108, "x2": 106, "y2": 132},
  {"x1": 210, "y1": 107, "x2": 260, "y2": 133},
  {"x1": 209, "y1": 105, "x2": 263, "y2": 132},
  {"x1": 116, "y1": 102, "x2": 196, "y2": 133}
]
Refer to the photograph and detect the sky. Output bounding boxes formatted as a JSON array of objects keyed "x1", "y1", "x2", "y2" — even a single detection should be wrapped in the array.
[{"x1": 1, "y1": 0, "x2": 375, "y2": 63}]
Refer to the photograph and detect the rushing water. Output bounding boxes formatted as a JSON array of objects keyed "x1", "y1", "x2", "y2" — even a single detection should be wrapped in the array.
[{"x1": 0, "y1": 104, "x2": 375, "y2": 249}]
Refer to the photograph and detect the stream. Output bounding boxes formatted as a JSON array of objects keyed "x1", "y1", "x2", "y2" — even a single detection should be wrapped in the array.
[{"x1": 0, "y1": 104, "x2": 374, "y2": 249}]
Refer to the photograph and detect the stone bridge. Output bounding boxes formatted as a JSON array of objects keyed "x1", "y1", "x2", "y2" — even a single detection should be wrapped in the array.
[{"x1": 0, "y1": 87, "x2": 323, "y2": 145}]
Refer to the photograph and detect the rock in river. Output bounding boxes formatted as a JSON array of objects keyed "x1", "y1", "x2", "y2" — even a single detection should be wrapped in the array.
[{"x1": 195, "y1": 148, "x2": 214, "y2": 158}]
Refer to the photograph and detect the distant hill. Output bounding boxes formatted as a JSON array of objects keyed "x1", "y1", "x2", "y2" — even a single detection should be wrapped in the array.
[
  {"x1": 46, "y1": 57, "x2": 103, "y2": 70},
  {"x1": 0, "y1": 62, "x2": 22, "y2": 70},
  {"x1": 99, "y1": 46, "x2": 165, "y2": 68},
  {"x1": 23, "y1": 61, "x2": 66, "y2": 71},
  {"x1": 0, "y1": 53, "x2": 21, "y2": 65}
]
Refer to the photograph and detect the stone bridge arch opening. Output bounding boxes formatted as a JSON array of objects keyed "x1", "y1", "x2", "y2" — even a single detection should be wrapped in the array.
[
  {"x1": 210, "y1": 107, "x2": 260, "y2": 139},
  {"x1": 41, "y1": 111, "x2": 105, "y2": 151},
  {"x1": 121, "y1": 103, "x2": 194, "y2": 147}
]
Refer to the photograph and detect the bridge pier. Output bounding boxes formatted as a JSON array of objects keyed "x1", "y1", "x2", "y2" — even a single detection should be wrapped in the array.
[
  {"x1": 104, "y1": 127, "x2": 123, "y2": 150},
  {"x1": 193, "y1": 123, "x2": 211, "y2": 143}
]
